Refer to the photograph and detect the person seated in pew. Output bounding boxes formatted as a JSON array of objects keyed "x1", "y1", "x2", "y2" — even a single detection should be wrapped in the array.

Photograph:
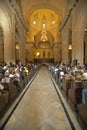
[
  {"x1": 1, "y1": 71, "x2": 10, "y2": 84},
  {"x1": 82, "y1": 88, "x2": 87, "y2": 104},
  {"x1": 81, "y1": 70, "x2": 87, "y2": 104},
  {"x1": 0, "y1": 82, "x2": 4, "y2": 90},
  {"x1": 65, "y1": 73, "x2": 75, "y2": 80},
  {"x1": 82, "y1": 70, "x2": 87, "y2": 80},
  {"x1": 13, "y1": 69, "x2": 20, "y2": 92},
  {"x1": 9, "y1": 68, "x2": 15, "y2": 81}
]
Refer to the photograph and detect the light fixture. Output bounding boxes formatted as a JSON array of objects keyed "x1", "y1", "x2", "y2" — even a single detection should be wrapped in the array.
[
  {"x1": 52, "y1": 20, "x2": 55, "y2": 24},
  {"x1": 40, "y1": 29, "x2": 48, "y2": 42},
  {"x1": 42, "y1": 23, "x2": 46, "y2": 28},
  {"x1": 68, "y1": 44, "x2": 72, "y2": 50},
  {"x1": 84, "y1": 28, "x2": 87, "y2": 32},
  {"x1": 33, "y1": 20, "x2": 37, "y2": 25},
  {"x1": 42, "y1": 38, "x2": 46, "y2": 42},
  {"x1": 16, "y1": 44, "x2": 19, "y2": 50},
  {"x1": 36, "y1": 52, "x2": 40, "y2": 56}
]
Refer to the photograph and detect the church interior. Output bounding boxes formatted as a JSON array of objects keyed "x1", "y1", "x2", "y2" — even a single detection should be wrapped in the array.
[
  {"x1": 0, "y1": 0, "x2": 87, "y2": 65},
  {"x1": 0, "y1": 0, "x2": 87, "y2": 130}
]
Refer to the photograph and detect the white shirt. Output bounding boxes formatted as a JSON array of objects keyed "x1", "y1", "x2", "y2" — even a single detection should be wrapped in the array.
[{"x1": 82, "y1": 72, "x2": 87, "y2": 80}]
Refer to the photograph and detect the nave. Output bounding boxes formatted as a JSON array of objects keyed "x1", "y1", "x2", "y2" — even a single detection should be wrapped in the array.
[{"x1": 1, "y1": 66, "x2": 82, "y2": 130}]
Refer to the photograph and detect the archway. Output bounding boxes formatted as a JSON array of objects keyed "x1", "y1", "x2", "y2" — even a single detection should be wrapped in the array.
[{"x1": 26, "y1": 8, "x2": 61, "y2": 63}]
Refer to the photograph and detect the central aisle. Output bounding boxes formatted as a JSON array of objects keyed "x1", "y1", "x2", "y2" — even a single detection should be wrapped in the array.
[{"x1": 4, "y1": 66, "x2": 72, "y2": 130}]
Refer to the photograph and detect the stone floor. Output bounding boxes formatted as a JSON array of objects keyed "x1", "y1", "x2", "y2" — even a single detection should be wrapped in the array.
[{"x1": 3, "y1": 66, "x2": 81, "y2": 130}]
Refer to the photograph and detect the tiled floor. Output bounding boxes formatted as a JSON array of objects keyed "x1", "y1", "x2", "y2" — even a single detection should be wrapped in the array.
[{"x1": 4, "y1": 67, "x2": 76, "y2": 130}]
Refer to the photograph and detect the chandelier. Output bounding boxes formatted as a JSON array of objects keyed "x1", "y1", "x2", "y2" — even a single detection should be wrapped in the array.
[{"x1": 40, "y1": 29, "x2": 48, "y2": 42}]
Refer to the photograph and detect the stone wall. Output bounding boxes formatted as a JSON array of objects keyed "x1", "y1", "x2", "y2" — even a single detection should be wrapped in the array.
[
  {"x1": 62, "y1": 0, "x2": 87, "y2": 65},
  {"x1": 0, "y1": 0, "x2": 27, "y2": 64}
]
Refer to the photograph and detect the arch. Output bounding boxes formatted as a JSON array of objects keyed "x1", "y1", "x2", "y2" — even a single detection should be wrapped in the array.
[
  {"x1": 26, "y1": 6, "x2": 62, "y2": 22},
  {"x1": 72, "y1": 3, "x2": 87, "y2": 65},
  {"x1": 22, "y1": 0, "x2": 67, "y2": 22},
  {"x1": 0, "y1": 1, "x2": 15, "y2": 63},
  {"x1": 74, "y1": 3, "x2": 87, "y2": 32}
]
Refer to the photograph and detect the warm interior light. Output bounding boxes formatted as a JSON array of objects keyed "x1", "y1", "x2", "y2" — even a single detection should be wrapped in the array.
[
  {"x1": 40, "y1": 29, "x2": 48, "y2": 41},
  {"x1": 52, "y1": 20, "x2": 55, "y2": 24},
  {"x1": 68, "y1": 44, "x2": 72, "y2": 50},
  {"x1": 36, "y1": 52, "x2": 40, "y2": 56},
  {"x1": 42, "y1": 23, "x2": 46, "y2": 28},
  {"x1": 33, "y1": 20, "x2": 37, "y2": 25},
  {"x1": 84, "y1": 28, "x2": 87, "y2": 31},
  {"x1": 42, "y1": 38, "x2": 46, "y2": 41},
  {"x1": 16, "y1": 44, "x2": 19, "y2": 50}
]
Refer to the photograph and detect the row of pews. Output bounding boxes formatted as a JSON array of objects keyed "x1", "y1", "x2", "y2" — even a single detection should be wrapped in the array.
[
  {"x1": 0, "y1": 68, "x2": 38, "y2": 119},
  {"x1": 53, "y1": 73, "x2": 87, "y2": 127}
]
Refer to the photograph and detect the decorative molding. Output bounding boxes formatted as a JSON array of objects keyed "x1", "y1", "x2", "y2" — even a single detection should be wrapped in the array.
[
  {"x1": 10, "y1": 0, "x2": 28, "y2": 31},
  {"x1": 59, "y1": 0, "x2": 79, "y2": 31}
]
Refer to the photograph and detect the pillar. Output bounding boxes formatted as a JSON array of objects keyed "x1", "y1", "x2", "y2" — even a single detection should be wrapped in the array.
[
  {"x1": 62, "y1": 27, "x2": 70, "y2": 64},
  {"x1": 19, "y1": 42, "x2": 25, "y2": 64}
]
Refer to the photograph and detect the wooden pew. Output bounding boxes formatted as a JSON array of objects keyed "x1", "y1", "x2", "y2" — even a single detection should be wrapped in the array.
[
  {"x1": 68, "y1": 80, "x2": 83, "y2": 109},
  {"x1": 2, "y1": 82, "x2": 17, "y2": 101},
  {"x1": 62, "y1": 79, "x2": 72, "y2": 97},
  {"x1": 77, "y1": 94, "x2": 87, "y2": 126}
]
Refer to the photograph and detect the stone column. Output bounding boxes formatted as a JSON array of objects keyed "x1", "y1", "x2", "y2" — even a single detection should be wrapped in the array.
[
  {"x1": 72, "y1": 30, "x2": 84, "y2": 65},
  {"x1": 4, "y1": 32, "x2": 15, "y2": 64},
  {"x1": 62, "y1": 27, "x2": 70, "y2": 64},
  {"x1": 19, "y1": 42, "x2": 25, "y2": 64},
  {"x1": 0, "y1": 3, "x2": 16, "y2": 64},
  {"x1": 16, "y1": 20, "x2": 26, "y2": 64}
]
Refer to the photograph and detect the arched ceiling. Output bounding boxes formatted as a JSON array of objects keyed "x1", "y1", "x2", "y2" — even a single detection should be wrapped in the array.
[
  {"x1": 28, "y1": 9, "x2": 60, "y2": 31},
  {"x1": 26, "y1": 9, "x2": 61, "y2": 42},
  {"x1": 18, "y1": 0, "x2": 70, "y2": 20},
  {"x1": 17, "y1": 0, "x2": 71, "y2": 43}
]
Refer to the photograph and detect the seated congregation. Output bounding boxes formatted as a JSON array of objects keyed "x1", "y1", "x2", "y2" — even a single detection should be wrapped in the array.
[
  {"x1": 50, "y1": 62, "x2": 87, "y2": 126},
  {"x1": 0, "y1": 62, "x2": 39, "y2": 119}
]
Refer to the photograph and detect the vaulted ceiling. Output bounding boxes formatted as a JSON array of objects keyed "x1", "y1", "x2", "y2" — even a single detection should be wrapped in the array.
[{"x1": 17, "y1": 0, "x2": 70, "y2": 43}]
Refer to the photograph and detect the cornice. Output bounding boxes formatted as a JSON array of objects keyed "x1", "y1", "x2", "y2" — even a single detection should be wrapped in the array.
[
  {"x1": 10, "y1": 0, "x2": 28, "y2": 32},
  {"x1": 59, "y1": 0, "x2": 79, "y2": 31}
]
